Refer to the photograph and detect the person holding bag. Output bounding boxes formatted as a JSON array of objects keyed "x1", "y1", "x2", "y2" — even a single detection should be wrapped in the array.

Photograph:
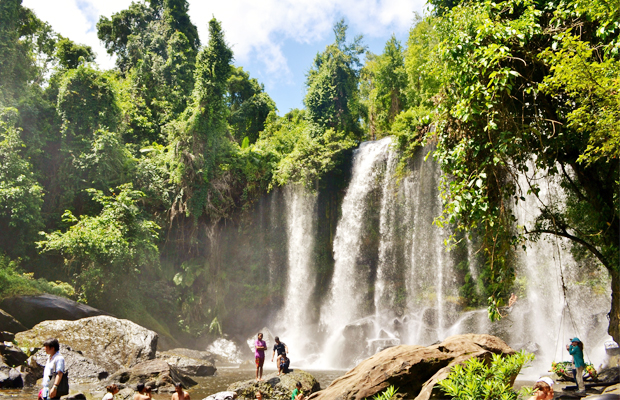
[{"x1": 39, "y1": 338, "x2": 67, "y2": 400}]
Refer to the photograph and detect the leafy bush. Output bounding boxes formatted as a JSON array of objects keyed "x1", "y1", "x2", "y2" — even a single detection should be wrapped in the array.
[
  {"x1": 370, "y1": 385, "x2": 399, "y2": 400},
  {"x1": 0, "y1": 254, "x2": 74, "y2": 300},
  {"x1": 437, "y1": 351, "x2": 534, "y2": 400}
]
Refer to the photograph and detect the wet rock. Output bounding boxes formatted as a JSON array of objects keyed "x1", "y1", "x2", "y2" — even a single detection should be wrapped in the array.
[
  {"x1": 30, "y1": 344, "x2": 109, "y2": 382},
  {"x1": 64, "y1": 392, "x2": 87, "y2": 400},
  {"x1": 159, "y1": 348, "x2": 215, "y2": 363},
  {"x1": 227, "y1": 369, "x2": 319, "y2": 400},
  {"x1": 0, "y1": 331, "x2": 15, "y2": 342},
  {"x1": 0, "y1": 342, "x2": 28, "y2": 367},
  {"x1": 157, "y1": 350, "x2": 216, "y2": 376},
  {"x1": 105, "y1": 359, "x2": 196, "y2": 392},
  {"x1": 1, "y1": 294, "x2": 109, "y2": 328},
  {"x1": 15, "y1": 315, "x2": 157, "y2": 373},
  {"x1": 0, "y1": 309, "x2": 26, "y2": 333},
  {"x1": 207, "y1": 339, "x2": 245, "y2": 364},
  {"x1": 307, "y1": 334, "x2": 516, "y2": 400},
  {"x1": 0, "y1": 360, "x2": 23, "y2": 388},
  {"x1": 597, "y1": 366, "x2": 620, "y2": 383},
  {"x1": 339, "y1": 318, "x2": 376, "y2": 367}
]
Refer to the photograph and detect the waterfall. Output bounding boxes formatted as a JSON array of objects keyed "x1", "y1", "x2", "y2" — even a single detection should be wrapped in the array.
[
  {"x1": 276, "y1": 185, "x2": 318, "y2": 356},
  {"x1": 270, "y1": 138, "x2": 611, "y2": 371},
  {"x1": 319, "y1": 137, "x2": 393, "y2": 367}
]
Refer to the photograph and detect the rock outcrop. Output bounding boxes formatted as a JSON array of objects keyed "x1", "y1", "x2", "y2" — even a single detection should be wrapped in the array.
[
  {"x1": 227, "y1": 369, "x2": 319, "y2": 400},
  {"x1": 0, "y1": 359, "x2": 23, "y2": 388},
  {"x1": 159, "y1": 348, "x2": 215, "y2": 363},
  {"x1": 157, "y1": 349, "x2": 216, "y2": 376},
  {"x1": 105, "y1": 359, "x2": 197, "y2": 392},
  {"x1": 307, "y1": 334, "x2": 516, "y2": 400},
  {"x1": 0, "y1": 342, "x2": 28, "y2": 367},
  {"x1": 15, "y1": 315, "x2": 157, "y2": 373},
  {"x1": 30, "y1": 344, "x2": 109, "y2": 382},
  {"x1": 1, "y1": 294, "x2": 109, "y2": 328},
  {"x1": 0, "y1": 309, "x2": 26, "y2": 333}
]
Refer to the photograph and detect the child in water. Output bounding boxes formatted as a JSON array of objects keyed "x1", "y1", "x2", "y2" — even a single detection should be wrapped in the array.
[{"x1": 527, "y1": 377, "x2": 554, "y2": 400}]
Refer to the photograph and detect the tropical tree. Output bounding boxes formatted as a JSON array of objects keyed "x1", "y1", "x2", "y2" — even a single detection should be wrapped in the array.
[
  {"x1": 305, "y1": 19, "x2": 366, "y2": 138},
  {"x1": 430, "y1": 0, "x2": 619, "y2": 342}
]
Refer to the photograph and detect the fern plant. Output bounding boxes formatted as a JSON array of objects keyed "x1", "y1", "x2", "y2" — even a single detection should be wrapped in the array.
[
  {"x1": 437, "y1": 351, "x2": 534, "y2": 400},
  {"x1": 371, "y1": 385, "x2": 398, "y2": 400}
]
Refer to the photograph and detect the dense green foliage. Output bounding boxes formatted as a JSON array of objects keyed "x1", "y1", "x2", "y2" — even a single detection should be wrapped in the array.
[
  {"x1": 437, "y1": 351, "x2": 534, "y2": 400},
  {"x1": 0, "y1": 0, "x2": 616, "y2": 343}
]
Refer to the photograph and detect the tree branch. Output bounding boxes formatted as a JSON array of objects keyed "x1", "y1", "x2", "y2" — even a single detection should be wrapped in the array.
[{"x1": 524, "y1": 227, "x2": 610, "y2": 271}]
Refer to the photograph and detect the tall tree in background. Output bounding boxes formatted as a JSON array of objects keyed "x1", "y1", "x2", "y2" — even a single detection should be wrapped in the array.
[
  {"x1": 97, "y1": 0, "x2": 199, "y2": 145},
  {"x1": 227, "y1": 66, "x2": 276, "y2": 145},
  {"x1": 305, "y1": 19, "x2": 365, "y2": 138},
  {"x1": 360, "y1": 36, "x2": 407, "y2": 139}
]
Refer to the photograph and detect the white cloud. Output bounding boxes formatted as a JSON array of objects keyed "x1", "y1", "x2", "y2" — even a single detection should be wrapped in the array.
[{"x1": 22, "y1": 0, "x2": 426, "y2": 76}]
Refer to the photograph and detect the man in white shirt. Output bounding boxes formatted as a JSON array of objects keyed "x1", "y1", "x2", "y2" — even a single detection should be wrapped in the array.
[{"x1": 40, "y1": 338, "x2": 65, "y2": 400}]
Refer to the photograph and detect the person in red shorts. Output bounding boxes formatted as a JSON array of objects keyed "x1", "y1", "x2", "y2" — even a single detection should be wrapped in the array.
[{"x1": 254, "y1": 332, "x2": 267, "y2": 381}]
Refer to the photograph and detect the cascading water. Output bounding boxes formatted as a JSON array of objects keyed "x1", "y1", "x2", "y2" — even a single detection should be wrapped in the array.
[
  {"x1": 270, "y1": 138, "x2": 611, "y2": 371},
  {"x1": 319, "y1": 137, "x2": 394, "y2": 367},
  {"x1": 276, "y1": 185, "x2": 318, "y2": 357}
]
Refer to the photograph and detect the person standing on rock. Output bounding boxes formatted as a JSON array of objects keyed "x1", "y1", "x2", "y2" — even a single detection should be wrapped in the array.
[
  {"x1": 567, "y1": 337, "x2": 586, "y2": 394},
  {"x1": 271, "y1": 336, "x2": 289, "y2": 363},
  {"x1": 255, "y1": 332, "x2": 267, "y2": 382},
  {"x1": 171, "y1": 382, "x2": 190, "y2": 400},
  {"x1": 40, "y1": 338, "x2": 65, "y2": 400}
]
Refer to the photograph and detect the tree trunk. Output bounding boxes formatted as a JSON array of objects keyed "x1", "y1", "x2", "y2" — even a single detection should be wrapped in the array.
[{"x1": 609, "y1": 267, "x2": 619, "y2": 345}]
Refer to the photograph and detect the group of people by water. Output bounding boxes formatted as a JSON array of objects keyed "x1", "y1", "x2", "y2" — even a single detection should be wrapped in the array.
[
  {"x1": 253, "y1": 333, "x2": 290, "y2": 382},
  {"x1": 36, "y1": 334, "x2": 588, "y2": 400}
]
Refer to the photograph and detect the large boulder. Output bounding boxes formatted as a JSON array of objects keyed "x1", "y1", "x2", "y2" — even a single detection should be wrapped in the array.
[
  {"x1": 307, "y1": 334, "x2": 515, "y2": 400},
  {"x1": 30, "y1": 344, "x2": 109, "y2": 382},
  {"x1": 1, "y1": 294, "x2": 109, "y2": 328},
  {"x1": 158, "y1": 348, "x2": 215, "y2": 363},
  {"x1": 105, "y1": 359, "x2": 196, "y2": 392},
  {"x1": 157, "y1": 349, "x2": 216, "y2": 376},
  {"x1": 227, "y1": 370, "x2": 320, "y2": 400},
  {"x1": 0, "y1": 309, "x2": 27, "y2": 333},
  {"x1": 15, "y1": 315, "x2": 157, "y2": 373}
]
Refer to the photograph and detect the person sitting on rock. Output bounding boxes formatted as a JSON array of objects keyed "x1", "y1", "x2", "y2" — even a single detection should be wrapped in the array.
[
  {"x1": 527, "y1": 377, "x2": 554, "y2": 400},
  {"x1": 103, "y1": 384, "x2": 119, "y2": 400},
  {"x1": 277, "y1": 352, "x2": 290, "y2": 375},
  {"x1": 171, "y1": 382, "x2": 190, "y2": 400},
  {"x1": 40, "y1": 338, "x2": 65, "y2": 400},
  {"x1": 134, "y1": 383, "x2": 150, "y2": 400},
  {"x1": 291, "y1": 382, "x2": 304, "y2": 400}
]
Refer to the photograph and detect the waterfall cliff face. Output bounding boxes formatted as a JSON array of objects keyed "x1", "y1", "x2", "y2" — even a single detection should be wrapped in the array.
[{"x1": 250, "y1": 137, "x2": 611, "y2": 370}]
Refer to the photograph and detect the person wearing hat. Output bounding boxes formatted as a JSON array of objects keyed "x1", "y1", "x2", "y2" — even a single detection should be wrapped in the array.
[
  {"x1": 528, "y1": 377, "x2": 554, "y2": 400},
  {"x1": 567, "y1": 337, "x2": 586, "y2": 394}
]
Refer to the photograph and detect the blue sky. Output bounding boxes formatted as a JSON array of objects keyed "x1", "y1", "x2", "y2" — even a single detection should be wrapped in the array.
[{"x1": 23, "y1": 0, "x2": 428, "y2": 113}]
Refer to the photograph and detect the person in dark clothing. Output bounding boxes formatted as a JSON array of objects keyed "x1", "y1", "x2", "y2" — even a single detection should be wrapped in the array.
[
  {"x1": 277, "y1": 352, "x2": 290, "y2": 375},
  {"x1": 271, "y1": 336, "x2": 289, "y2": 363}
]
